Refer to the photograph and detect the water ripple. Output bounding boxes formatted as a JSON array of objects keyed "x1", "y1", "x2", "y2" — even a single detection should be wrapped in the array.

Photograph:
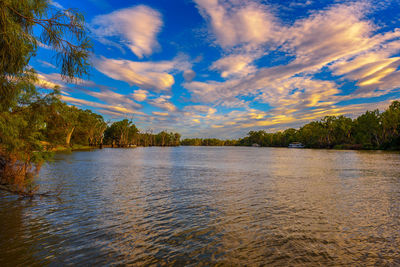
[{"x1": 1, "y1": 147, "x2": 400, "y2": 266}]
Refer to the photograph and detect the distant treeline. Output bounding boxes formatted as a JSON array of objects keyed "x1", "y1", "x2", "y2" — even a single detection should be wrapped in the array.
[
  {"x1": 91, "y1": 100, "x2": 400, "y2": 150},
  {"x1": 238, "y1": 101, "x2": 400, "y2": 150},
  {"x1": 181, "y1": 101, "x2": 400, "y2": 150},
  {"x1": 180, "y1": 138, "x2": 237, "y2": 146}
]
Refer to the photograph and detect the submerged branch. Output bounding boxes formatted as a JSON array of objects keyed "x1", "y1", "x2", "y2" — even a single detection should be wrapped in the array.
[{"x1": 0, "y1": 184, "x2": 61, "y2": 199}]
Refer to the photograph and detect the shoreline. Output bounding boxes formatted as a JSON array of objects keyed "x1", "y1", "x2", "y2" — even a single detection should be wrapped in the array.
[{"x1": 53, "y1": 145, "x2": 399, "y2": 152}]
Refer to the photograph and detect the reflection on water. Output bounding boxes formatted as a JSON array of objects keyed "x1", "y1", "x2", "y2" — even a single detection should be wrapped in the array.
[{"x1": 1, "y1": 147, "x2": 399, "y2": 265}]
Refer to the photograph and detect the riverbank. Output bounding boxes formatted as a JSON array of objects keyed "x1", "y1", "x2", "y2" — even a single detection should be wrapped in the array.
[{"x1": 51, "y1": 144, "x2": 97, "y2": 152}]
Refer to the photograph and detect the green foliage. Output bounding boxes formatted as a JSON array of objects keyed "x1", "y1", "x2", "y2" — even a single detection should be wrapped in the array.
[
  {"x1": 103, "y1": 121, "x2": 181, "y2": 147},
  {"x1": 353, "y1": 110, "x2": 381, "y2": 148},
  {"x1": 0, "y1": 0, "x2": 91, "y2": 81},
  {"x1": 41, "y1": 97, "x2": 106, "y2": 147},
  {"x1": 104, "y1": 119, "x2": 138, "y2": 147},
  {"x1": 72, "y1": 109, "x2": 107, "y2": 146},
  {"x1": 0, "y1": 0, "x2": 92, "y2": 193},
  {"x1": 238, "y1": 101, "x2": 400, "y2": 150},
  {"x1": 180, "y1": 138, "x2": 237, "y2": 146}
]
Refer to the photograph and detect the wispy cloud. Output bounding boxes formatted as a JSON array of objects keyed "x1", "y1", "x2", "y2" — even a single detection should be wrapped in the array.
[
  {"x1": 189, "y1": 1, "x2": 400, "y2": 108},
  {"x1": 49, "y1": 0, "x2": 64, "y2": 9},
  {"x1": 85, "y1": 89, "x2": 142, "y2": 109},
  {"x1": 37, "y1": 60, "x2": 57, "y2": 69},
  {"x1": 35, "y1": 0, "x2": 400, "y2": 138},
  {"x1": 61, "y1": 95, "x2": 145, "y2": 116},
  {"x1": 93, "y1": 55, "x2": 193, "y2": 92},
  {"x1": 194, "y1": 0, "x2": 280, "y2": 49}
]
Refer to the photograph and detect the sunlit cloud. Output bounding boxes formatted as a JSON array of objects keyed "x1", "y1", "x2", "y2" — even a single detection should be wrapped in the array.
[
  {"x1": 35, "y1": 0, "x2": 400, "y2": 138},
  {"x1": 210, "y1": 54, "x2": 257, "y2": 78},
  {"x1": 194, "y1": 0, "x2": 279, "y2": 49},
  {"x1": 148, "y1": 95, "x2": 177, "y2": 112},
  {"x1": 91, "y1": 5, "x2": 162, "y2": 58},
  {"x1": 60, "y1": 95, "x2": 145, "y2": 116},
  {"x1": 184, "y1": 105, "x2": 217, "y2": 115},
  {"x1": 93, "y1": 55, "x2": 192, "y2": 92},
  {"x1": 36, "y1": 74, "x2": 61, "y2": 89},
  {"x1": 131, "y1": 89, "x2": 149, "y2": 102},
  {"x1": 152, "y1": 111, "x2": 169, "y2": 116},
  {"x1": 187, "y1": 1, "x2": 400, "y2": 110},
  {"x1": 85, "y1": 89, "x2": 142, "y2": 109}
]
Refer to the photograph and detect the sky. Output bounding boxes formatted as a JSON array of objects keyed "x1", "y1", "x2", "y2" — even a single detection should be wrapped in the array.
[{"x1": 34, "y1": 0, "x2": 400, "y2": 138}]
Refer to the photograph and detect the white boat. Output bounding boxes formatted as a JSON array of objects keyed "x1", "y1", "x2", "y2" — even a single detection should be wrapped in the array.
[{"x1": 288, "y1": 142, "x2": 305, "y2": 148}]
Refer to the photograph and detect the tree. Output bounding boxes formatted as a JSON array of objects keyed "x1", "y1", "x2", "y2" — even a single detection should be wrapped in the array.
[
  {"x1": 353, "y1": 110, "x2": 381, "y2": 149},
  {"x1": 104, "y1": 119, "x2": 138, "y2": 147},
  {"x1": 0, "y1": 0, "x2": 91, "y2": 193},
  {"x1": 381, "y1": 101, "x2": 400, "y2": 148}
]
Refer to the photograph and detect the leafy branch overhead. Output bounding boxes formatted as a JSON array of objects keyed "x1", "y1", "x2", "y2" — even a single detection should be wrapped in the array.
[{"x1": 0, "y1": 0, "x2": 92, "y2": 81}]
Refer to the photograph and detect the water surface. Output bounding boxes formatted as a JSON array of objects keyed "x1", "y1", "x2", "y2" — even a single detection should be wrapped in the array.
[{"x1": 1, "y1": 147, "x2": 400, "y2": 265}]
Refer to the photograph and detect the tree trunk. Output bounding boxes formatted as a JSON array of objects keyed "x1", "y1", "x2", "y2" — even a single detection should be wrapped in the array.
[{"x1": 66, "y1": 127, "x2": 75, "y2": 147}]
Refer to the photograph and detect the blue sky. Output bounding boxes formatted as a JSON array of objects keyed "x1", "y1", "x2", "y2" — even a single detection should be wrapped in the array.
[{"x1": 34, "y1": 0, "x2": 400, "y2": 138}]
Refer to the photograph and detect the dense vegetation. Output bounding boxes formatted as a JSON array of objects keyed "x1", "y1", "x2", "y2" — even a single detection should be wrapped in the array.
[
  {"x1": 180, "y1": 138, "x2": 237, "y2": 146},
  {"x1": 238, "y1": 102, "x2": 400, "y2": 150},
  {"x1": 103, "y1": 119, "x2": 181, "y2": 147},
  {"x1": 0, "y1": 0, "x2": 91, "y2": 194}
]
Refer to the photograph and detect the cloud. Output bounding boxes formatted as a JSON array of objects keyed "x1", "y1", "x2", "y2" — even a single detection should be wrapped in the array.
[
  {"x1": 36, "y1": 73, "x2": 146, "y2": 118},
  {"x1": 174, "y1": 1, "x2": 400, "y2": 138},
  {"x1": 183, "y1": 79, "x2": 241, "y2": 103},
  {"x1": 184, "y1": 105, "x2": 217, "y2": 115},
  {"x1": 38, "y1": 1, "x2": 400, "y2": 138},
  {"x1": 37, "y1": 60, "x2": 57, "y2": 69},
  {"x1": 93, "y1": 55, "x2": 193, "y2": 92},
  {"x1": 194, "y1": 0, "x2": 279, "y2": 49},
  {"x1": 185, "y1": 99, "x2": 398, "y2": 138},
  {"x1": 50, "y1": 1, "x2": 64, "y2": 9},
  {"x1": 60, "y1": 95, "x2": 145, "y2": 116},
  {"x1": 85, "y1": 89, "x2": 142, "y2": 109},
  {"x1": 35, "y1": 73, "x2": 96, "y2": 91},
  {"x1": 91, "y1": 5, "x2": 163, "y2": 58},
  {"x1": 282, "y1": 2, "x2": 376, "y2": 68},
  {"x1": 148, "y1": 95, "x2": 177, "y2": 112},
  {"x1": 256, "y1": 77, "x2": 340, "y2": 110},
  {"x1": 131, "y1": 89, "x2": 149, "y2": 101},
  {"x1": 210, "y1": 53, "x2": 257, "y2": 78},
  {"x1": 329, "y1": 33, "x2": 400, "y2": 97},
  {"x1": 152, "y1": 111, "x2": 169, "y2": 116},
  {"x1": 36, "y1": 74, "x2": 62, "y2": 89},
  {"x1": 183, "y1": 70, "x2": 196, "y2": 82},
  {"x1": 289, "y1": 0, "x2": 313, "y2": 8},
  {"x1": 189, "y1": 1, "x2": 400, "y2": 106}
]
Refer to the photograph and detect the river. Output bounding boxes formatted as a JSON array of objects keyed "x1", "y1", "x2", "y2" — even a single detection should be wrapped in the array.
[{"x1": 1, "y1": 147, "x2": 399, "y2": 265}]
